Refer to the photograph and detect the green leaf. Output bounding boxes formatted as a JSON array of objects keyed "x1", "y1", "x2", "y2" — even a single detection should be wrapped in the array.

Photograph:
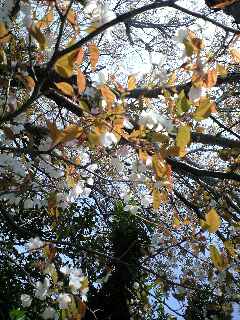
[
  {"x1": 176, "y1": 90, "x2": 191, "y2": 115},
  {"x1": 79, "y1": 100, "x2": 90, "y2": 112},
  {"x1": 10, "y1": 309, "x2": 27, "y2": 320}
]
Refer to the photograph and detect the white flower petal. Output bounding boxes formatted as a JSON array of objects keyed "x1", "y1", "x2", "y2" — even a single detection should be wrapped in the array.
[{"x1": 21, "y1": 294, "x2": 32, "y2": 308}]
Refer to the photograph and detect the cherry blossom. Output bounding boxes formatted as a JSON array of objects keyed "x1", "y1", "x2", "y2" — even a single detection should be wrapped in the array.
[
  {"x1": 34, "y1": 277, "x2": 50, "y2": 301},
  {"x1": 100, "y1": 131, "x2": 118, "y2": 147},
  {"x1": 20, "y1": 294, "x2": 32, "y2": 308},
  {"x1": 57, "y1": 293, "x2": 72, "y2": 309},
  {"x1": 41, "y1": 306, "x2": 58, "y2": 320},
  {"x1": 26, "y1": 237, "x2": 44, "y2": 251}
]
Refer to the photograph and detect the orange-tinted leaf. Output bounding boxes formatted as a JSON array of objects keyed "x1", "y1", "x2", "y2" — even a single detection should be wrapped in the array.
[
  {"x1": 89, "y1": 43, "x2": 99, "y2": 70},
  {"x1": 204, "y1": 69, "x2": 217, "y2": 88},
  {"x1": 16, "y1": 74, "x2": 35, "y2": 91},
  {"x1": 36, "y1": 10, "x2": 53, "y2": 29},
  {"x1": 28, "y1": 23, "x2": 48, "y2": 50},
  {"x1": 75, "y1": 48, "x2": 84, "y2": 65},
  {"x1": 166, "y1": 164, "x2": 172, "y2": 192},
  {"x1": 207, "y1": 0, "x2": 239, "y2": 9},
  {"x1": 67, "y1": 9, "x2": 77, "y2": 25},
  {"x1": 0, "y1": 22, "x2": 10, "y2": 43},
  {"x1": 100, "y1": 85, "x2": 116, "y2": 104},
  {"x1": 60, "y1": 125, "x2": 83, "y2": 144},
  {"x1": 78, "y1": 301, "x2": 87, "y2": 318},
  {"x1": 24, "y1": 76, "x2": 35, "y2": 91},
  {"x1": 47, "y1": 122, "x2": 82, "y2": 146},
  {"x1": 77, "y1": 69, "x2": 86, "y2": 94}
]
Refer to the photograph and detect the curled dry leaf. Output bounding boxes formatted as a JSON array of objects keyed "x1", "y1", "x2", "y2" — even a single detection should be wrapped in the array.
[
  {"x1": 89, "y1": 43, "x2": 100, "y2": 71},
  {"x1": 77, "y1": 69, "x2": 86, "y2": 94}
]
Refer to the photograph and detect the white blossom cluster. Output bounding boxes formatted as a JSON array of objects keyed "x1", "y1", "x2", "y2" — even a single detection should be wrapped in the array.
[
  {"x1": 84, "y1": 0, "x2": 116, "y2": 38},
  {"x1": 20, "y1": 237, "x2": 89, "y2": 319},
  {"x1": 138, "y1": 109, "x2": 174, "y2": 133}
]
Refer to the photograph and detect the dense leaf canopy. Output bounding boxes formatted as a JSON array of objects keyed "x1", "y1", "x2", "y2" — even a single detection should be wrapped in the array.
[{"x1": 0, "y1": 0, "x2": 240, "y2": 319}]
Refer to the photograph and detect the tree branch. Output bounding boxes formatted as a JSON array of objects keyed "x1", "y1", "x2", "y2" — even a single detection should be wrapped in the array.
[{"x1": 167, "y1": 157, "x2": 240, "y2": 181}]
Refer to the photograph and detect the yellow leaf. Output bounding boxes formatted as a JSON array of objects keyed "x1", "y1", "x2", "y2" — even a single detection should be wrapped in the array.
[
  {"x1": 36, "y1": 10, "x2": 53, "y2": 29},
  {"x1": 216, "y1": 64, "x2": 228, "y2": 77},
  {"x1": 224, "y1": 240, "x2": 236, "y2": 257},
  {"x1": 173, "y1": 214, "x2": 181, "y2": 228},
  {"x1": 168, "y1": 71, "x2": 176, "y2": 85},
  {"x1": 54, "y1": 50, "x2": 78, "y2": 78},
  {"x1": 28, "y1": 23, "x2": 48, "y2": 50},
  {"x1": 55, "y1": 82, "x2": 74, "y2": 96},
  {"x1": 193, "y1": 96, "x2": 213, "y2": 121},
  {"x1": 183, "y1": 217, "x2": 190, "y2": 225},
  {"x1": 176, "y1": 125, "x2": 191, "y2": 157},
  {"x1": 127, "y1": 75, "x2": 136, "y2": 90},
  {"x1": 152, "y1": 154, "x2": 167, "y2": 178},
  {"x1": 139, "y1": 149, "x2": 148, "y2": 163},
  {"x1": 210, "y1": 245, "x2": 228, "y2": 271},
  {"x1": 0, "y1": 22, "x2": 10, "y2": 43},
  {"x1": 89, "y1": 43, "x2": 99, "y2": 71},
  {"x1": 100, "y1": 85, "x2": 116, "y2": 104},
  {"x1": 77, "y1": 69, "x2": 86, "y2": 93},
  {"x1": 87, "y1": 129, "x2": 101, "y2": 146},
  {"x1": 152, "y1": 189, "x2": 162, "y2": 209},
  {"x1": 205, "y1": 208, "x2": 221, "y2": 233}
]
